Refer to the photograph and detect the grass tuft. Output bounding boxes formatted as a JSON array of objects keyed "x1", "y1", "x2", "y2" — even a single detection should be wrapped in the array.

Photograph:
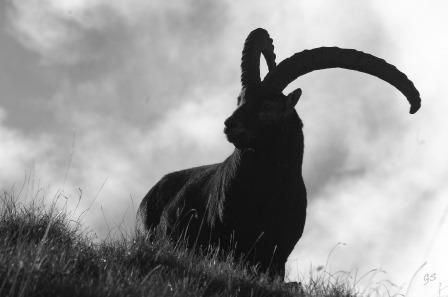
[{"x1": 0, "y1": 189, "x2": 359, "y2": 297}]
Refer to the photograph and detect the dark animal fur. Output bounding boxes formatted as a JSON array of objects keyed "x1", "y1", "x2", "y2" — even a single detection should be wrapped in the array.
[{"x1": 137, "y1": 94, "x2": 306, "y2": 276}]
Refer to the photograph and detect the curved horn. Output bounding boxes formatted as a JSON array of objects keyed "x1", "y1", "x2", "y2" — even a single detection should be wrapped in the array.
[
  {"x1": 241, "y1": 28, "x2": 277, "y2": 87},
  {"x1": 263, "y1": 47, "x2": 421, "y2": 114}
]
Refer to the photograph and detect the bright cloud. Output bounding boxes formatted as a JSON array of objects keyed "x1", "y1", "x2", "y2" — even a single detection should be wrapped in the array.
[{"x1": 0, "y1": 108, "x2": 53, "y2": 186}]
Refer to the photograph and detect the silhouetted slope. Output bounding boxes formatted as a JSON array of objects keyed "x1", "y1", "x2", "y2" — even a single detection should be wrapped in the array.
[{"x1": 0, "y1": 191, "x2": 355, "y2": 297}]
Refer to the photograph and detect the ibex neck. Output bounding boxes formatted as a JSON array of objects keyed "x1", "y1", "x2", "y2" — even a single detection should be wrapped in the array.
[
  {"x1": 208, "y1": 125, "x2": 303, "y2": 223},
  {"x1": 240, "y1": 145, "x2": 301, "y2": 173},
  {"x1": 231, "y1": 133, "x2": 303, "y2": 180}
]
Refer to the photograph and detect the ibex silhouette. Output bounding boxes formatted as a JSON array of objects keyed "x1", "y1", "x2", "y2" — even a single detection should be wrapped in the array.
[{"x1": 137, "y1": 28, "x2": 421, "y2": 276}]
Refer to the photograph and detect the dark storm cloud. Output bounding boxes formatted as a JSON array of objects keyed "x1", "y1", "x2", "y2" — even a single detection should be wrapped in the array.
[
  {"x1": 0, "y1": 15, "x2": 60, "y2": 132},
  {"x1": 2, "y1": 0, "x2": 234, "y2": 191},
  {"x1": 4, "y1": 0, "x2": 232, "y2": 133}
]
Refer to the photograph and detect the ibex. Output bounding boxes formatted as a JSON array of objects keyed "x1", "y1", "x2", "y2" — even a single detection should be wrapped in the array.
[{"x1": 137, "y1": 28, "x2": 421, "y2": 276}]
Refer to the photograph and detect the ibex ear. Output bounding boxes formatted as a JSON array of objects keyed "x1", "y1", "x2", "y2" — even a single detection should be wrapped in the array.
[{"x1": 286, "y1": 88, "x2": 302, "y2": 108}]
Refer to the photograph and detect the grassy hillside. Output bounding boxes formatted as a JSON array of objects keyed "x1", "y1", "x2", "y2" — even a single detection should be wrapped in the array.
[{"x1": 0, "y1": 191, "x2": 356, "y2": 297}]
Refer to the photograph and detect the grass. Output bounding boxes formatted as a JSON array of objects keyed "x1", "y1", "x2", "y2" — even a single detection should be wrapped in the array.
[{"x1": 0, "y1": 189, "x2": 359, "y2": 297}]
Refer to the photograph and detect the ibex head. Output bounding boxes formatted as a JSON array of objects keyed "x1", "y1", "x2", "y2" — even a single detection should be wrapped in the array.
[{"x1": 224, "y1": 28, "x2": 421, "y2": 150}]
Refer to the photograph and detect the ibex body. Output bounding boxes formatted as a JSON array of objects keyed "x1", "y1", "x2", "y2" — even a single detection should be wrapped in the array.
[{"x1": 137, "y1": 28, "x2": 421, "y2": 276}]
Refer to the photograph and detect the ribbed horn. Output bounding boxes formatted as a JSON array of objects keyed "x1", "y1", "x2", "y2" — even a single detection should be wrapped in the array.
[
  {"x1": 241, "y1": 28, "x2": 277, "y2": 87},
  {"x1": 263, "y1": 47, "x2": 421, "y2": 114}
]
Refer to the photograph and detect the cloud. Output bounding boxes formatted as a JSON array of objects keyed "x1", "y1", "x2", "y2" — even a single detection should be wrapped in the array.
[
  {"x1": 6, "y1": 0, "x2": 231, "y2": 67},
  {"x1": 6, "y1": 0, "x2": 233, "y2": 127},
  {"x1": 2, "y1": 0, "x2": 237, "y2": 237},
  {"x1": 0, "y1": 108, "x2": 54, "y2": 187}
]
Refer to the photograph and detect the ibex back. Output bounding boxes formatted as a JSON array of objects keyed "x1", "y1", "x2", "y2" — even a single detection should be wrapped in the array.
[{"x1": 137, "y1": 28, "x2": 421, "y2": 277}]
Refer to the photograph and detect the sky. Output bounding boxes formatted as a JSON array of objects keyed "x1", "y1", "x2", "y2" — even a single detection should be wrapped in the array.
[{"x1": 1, "y1": 0, "x2": 447, "y2": 295}]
